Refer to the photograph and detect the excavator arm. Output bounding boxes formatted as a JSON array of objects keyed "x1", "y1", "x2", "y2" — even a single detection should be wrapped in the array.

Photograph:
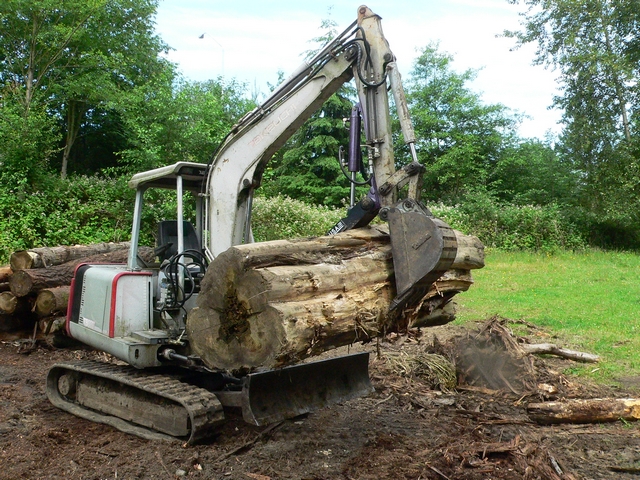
[{"x1": 205, "y1": 5, "x2": 456, "y2": 310}]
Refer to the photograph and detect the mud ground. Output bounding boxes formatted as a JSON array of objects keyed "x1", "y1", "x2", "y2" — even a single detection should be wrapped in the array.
[{"x1": 1, "y1": 321, "x2": 640, "y2": 480}]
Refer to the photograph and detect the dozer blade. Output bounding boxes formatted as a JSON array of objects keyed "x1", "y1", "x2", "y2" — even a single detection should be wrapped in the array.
[
  {"x1": 233, "y1": 352, "x2": 373, "y2": 426},
  {"x1": 387, "y1": 200, "x2": 457, "y2": 311}
]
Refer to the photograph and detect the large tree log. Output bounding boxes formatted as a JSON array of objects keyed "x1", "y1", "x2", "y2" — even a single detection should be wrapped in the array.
[
  {"x1": 9, "y1": 247, "x2": 154, "y2": 297},
  {"x1": 10, "y1": 241, "x2": 131, "y2": 270},
  {"x1": 187, "y1": 226, "x2": 484, "y2": 370},
  {"x1": 528, "y1": 398, "x2": 640, "y2": 424},
  {"x1": 35, "y1": 286, "x2": 71, "y2": 317}
]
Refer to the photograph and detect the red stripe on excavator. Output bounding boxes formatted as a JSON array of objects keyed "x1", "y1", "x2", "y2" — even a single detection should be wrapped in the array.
[
  {"x1": 109, "y1": 271, "x2": 152, "y2": 338},
  {"x1": 66, "y1": 263, "x2": 127, "y2": 338}
]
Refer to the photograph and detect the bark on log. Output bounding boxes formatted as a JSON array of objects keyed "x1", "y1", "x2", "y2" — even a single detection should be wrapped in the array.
[
  {"x1": 9, "y1": 247, "x2": 154, "y2": 297},
  {"x1": 521, "y1": 343, "x2": 600, "y2": 363},
  {"x1": 528, "y1": 398, "x2": 640, "y2": 425},
  {"x1": 187, "y1": 226, "x2": 484, "y2": 370},
  {"x1": 10, "y1": 242, "x2": 131, "y2": 270},
  {"x1": 35, "y1": 286, "x2": 70, "y2": 317},
  {"x1": 0, "y1": 291, "x2": 19, "y2": 314}
]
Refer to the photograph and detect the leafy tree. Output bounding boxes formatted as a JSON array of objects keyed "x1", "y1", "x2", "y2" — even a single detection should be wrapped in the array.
[
  {"x1": 118, "y1": 76, "x2": 254, "y2": 173},
  {"x1": 0, "y1": 0, "x2": 171, "y2": 177},
  {"x1": 505, "y1": 0, "x2": 640, "y2": 247},
  {"x1": 490, "y1": 138, "x2": 577, "y2": 206},
  {"x1": 404, "y1": 43, "x2": 520, "y2": 203}
]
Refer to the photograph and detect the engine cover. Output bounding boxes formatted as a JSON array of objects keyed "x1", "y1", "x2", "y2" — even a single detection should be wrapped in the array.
[{"x1": 67, "y1": 264, "x2": 161, "y2": 367}]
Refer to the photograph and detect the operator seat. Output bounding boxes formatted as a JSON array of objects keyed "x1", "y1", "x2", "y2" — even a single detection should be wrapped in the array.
[{"x1": 157, "y1": 220, "x2": 201, "y2": 262}]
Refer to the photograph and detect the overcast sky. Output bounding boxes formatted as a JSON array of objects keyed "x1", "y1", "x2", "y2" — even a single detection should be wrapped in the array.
[{"x1": 154, "y1": 0, "x2": 561, "y2": 139}]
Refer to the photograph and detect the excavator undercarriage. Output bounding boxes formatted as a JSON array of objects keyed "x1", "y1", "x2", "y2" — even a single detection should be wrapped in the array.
[{"x1": 47, "y1": 353, "x2": 373, "y2": 444}]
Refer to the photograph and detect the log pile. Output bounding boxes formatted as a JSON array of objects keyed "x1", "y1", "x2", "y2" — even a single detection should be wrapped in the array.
[
  {"x1": 188, "y1": 225, "x2": 485, "y2": 370},
  {"x1": 0, "y1": 242, "x2": 153, "y2": 335}
]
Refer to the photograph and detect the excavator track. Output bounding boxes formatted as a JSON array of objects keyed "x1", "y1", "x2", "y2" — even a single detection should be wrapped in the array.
[{"x1": 46, "y1": 360, "x2": 225, "y2": 444}]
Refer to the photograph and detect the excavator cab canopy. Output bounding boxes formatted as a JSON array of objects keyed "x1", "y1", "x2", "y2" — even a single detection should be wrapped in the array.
[
  {"x1": 128, "y1": 161, "x2": 208, "y2": 193},
  {"x1": 126, "y1": 162, "x2": 208, "y2": 270}
]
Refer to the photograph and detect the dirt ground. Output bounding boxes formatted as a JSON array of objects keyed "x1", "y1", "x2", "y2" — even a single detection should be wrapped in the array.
[{"x1": 2, "y1": 320, "x2": 640, "y2": 480}]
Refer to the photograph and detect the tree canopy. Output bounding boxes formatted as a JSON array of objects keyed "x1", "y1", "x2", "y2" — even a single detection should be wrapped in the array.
[
  {"x1": 1, "y1": 1, "x2": 639, "y2": 253},
  {"x1": 505, "y1": 0, "x2": 640, "y2": 247}
]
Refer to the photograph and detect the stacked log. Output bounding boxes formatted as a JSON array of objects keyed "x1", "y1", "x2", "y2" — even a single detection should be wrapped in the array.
[
  {"x1": 10, "y1": 242, "x2": 131, "y2": 270},
  {"x1": 188, "y1": 225, "x2": 484, "y2": 371},
  {"x1": 0, "y1": 243, "x2": 154, "y2": 336}
]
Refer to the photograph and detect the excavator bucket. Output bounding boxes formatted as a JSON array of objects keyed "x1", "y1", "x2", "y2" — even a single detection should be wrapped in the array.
[
  {"x1": 235, "y1": 352, "x2": 373, "y2": 426},
  {"x1": 387, "y1": 200, "x2": 458, "y2": 311}
]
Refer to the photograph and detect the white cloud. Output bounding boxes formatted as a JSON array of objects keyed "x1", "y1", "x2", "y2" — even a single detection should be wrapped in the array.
[{"x1": 155, "y1": 0, "x2": 562, "y2": 138}]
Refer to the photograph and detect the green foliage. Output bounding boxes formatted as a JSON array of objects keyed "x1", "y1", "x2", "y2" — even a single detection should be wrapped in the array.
[
  {"x1": 0, "y1": 93, "x2": 59, "y2": 184},
  {"x1": 489, "y1": 138, "x2": 578, "y2": 206},
  {"x1": 0, "y1": 171, "x2": 185, "y2": 261},
  {"x1": 260, "y1": 89, "x2": 360, "y2": 207},
  {"x1": 0, "y1": 0, "x2": 172, "y2": 177},
  {"x1": 118, "y1": 76, "x2": 253, "y2": 173},
  {"x1": 0, "y1": 174, "x2": 132, "y2": 261},
  {"x1": 251, "y1": 195, "x2": 343, "y2": 242},
  {"x1": 430, "y1": 191, "x2": 585, "y2": 252},
  {"x1": 404, "y1": 43, "x2": 520, "y2": 203},
  {"x1": 505, "y1": 0, "x2": 640, "y2": 249}
]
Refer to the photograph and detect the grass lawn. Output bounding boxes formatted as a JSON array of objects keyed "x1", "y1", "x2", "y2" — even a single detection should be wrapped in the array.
[{"x1": 455, "y1": 249, "x2": 640, "y2": 382}]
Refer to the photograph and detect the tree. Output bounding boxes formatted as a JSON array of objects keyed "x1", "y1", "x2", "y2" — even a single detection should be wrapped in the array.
[
  {"x1": 489, "y1": 138, "x2": 577, "y2": 206},
  {"x1": 404, "y1": 43, "x2": 520, "y2": 203},
  {"x1": 118, "y1": 76, "x2": 254, "y2": 173},
  {"x1": 0, "y1": 0, "x2": 171, "y2": 178},
  {"x1": 505, "y1": 0, "x2": 640, "y2": 246}
]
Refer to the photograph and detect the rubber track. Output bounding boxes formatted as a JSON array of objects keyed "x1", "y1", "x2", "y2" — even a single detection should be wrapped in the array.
[{"x1": 46, "y1": 360, "x2": 225, "y2": 444}]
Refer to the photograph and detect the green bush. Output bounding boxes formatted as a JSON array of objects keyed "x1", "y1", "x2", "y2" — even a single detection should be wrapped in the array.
[
  {"x1": 0, "y1": 175, "x2": 134, "y2": 262},
  {"x1": 251, "y1": 195, "x2": 344, "y2": 242},
  {"x1": 430, "y1": 194, "x2": 586, "y2": 252},
  {"x1": 0, "y1": 172, "x2": 188, "y2": 262}
]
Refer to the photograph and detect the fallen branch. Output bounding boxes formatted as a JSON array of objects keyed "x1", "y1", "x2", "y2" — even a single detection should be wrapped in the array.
[
  {"x1": 528, "y1": 398, "x2": 640, "y2": 424},
  {"x1": 521, "y1": 343, "x2": 599, "y2": 363},
  {"x1": 213, "y1": 422, "x2": 283, "y2": 463}
]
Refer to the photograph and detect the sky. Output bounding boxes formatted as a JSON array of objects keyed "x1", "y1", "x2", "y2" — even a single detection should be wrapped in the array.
[{"x1": 154, "y1": 0, "x2": 562, "y2": 139}]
